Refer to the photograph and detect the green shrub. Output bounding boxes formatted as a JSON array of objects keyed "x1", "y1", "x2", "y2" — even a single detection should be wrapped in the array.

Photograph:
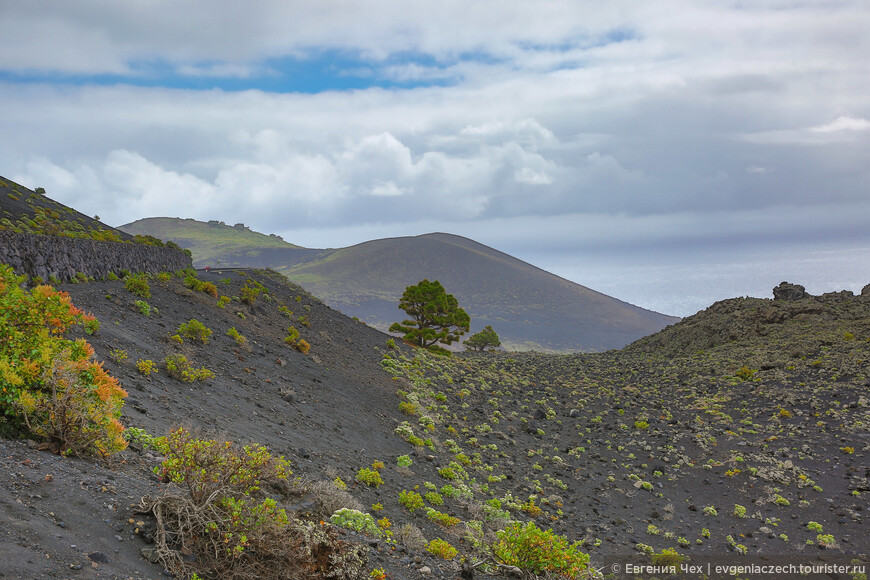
[
  {"x1": 183, "y1": 274, "x2": 205, "y2": 292},
  {"x1": 397, "y1": 454, "x2": 412, "y2": 467},
  {"x1": 226, "y1": 327, "x2": 247, "y2": 347},
  {"x1": 493, "y1": 521, "x2": 590, "y2": 579},
  {"x1": 177, "y1": 319, "x2": 212, "y2": 344},
  {"x1": 240, "y1": 281, "x2": 262, "y2": 305},
  {"x1": 216, "y1": 295, "x2": 230, "y2": 308},
  {"x1": 652, "y1": 547, "x2": 683, "y2": 567},
  {"x1": 136, "y1": 359, "x2": 158, "y2": 376},
  {"x1": 124, "y1": 273, "x2": 150, "y2": 298},
  {"x1": 164, "y1": 354, "x2": 214, "y2": 382},
  {"x1": 399, "y1": 490, "x2": 425, "y2": 512},
  {"x1": 135, "y1": 300, "x2": 151, "y2": 316},
  {"x1": 109, "y1": 348, "x2": 128, "y2": 363},
  {"x1": 295, "y1": 339, "x2": 311, "y2": 354},
  {"x1": 426, "y1": 539, "x2": 457, "y2": 560},
  {"x1": 83, "y1": 316, "x2": 100, "y2": 335},
  {"x1": 140, "y1": 428, "x2": 360, "y2": 579},
  {"x1": 438, "y1": 466, "x2": 457, "y2": 480},
  {"x1": 425, "y1": 507, "x2": 459, "y2": 527},
  {"x1": 356, "y1": 467, "x2": 383, "y2": 488},
  {"x1": 329, "y1": 508, "x2": 383, "y2": 538}
]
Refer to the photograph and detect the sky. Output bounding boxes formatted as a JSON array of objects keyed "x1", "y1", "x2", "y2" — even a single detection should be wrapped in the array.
[{"x1": 2, "y1": 1, "x2": 868, "y2": 317}]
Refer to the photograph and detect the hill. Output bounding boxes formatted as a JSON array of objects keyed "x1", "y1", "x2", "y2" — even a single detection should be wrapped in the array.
[
  {"x1": 121, "y1": 218, "x2": 678, "y2": 351},
  {"x1": 282, "y1": 233, "x2": 677, "y2": 351},
  {"x1": 0, "y1": 177, "x2": 132, "y2": 241},
  {"x1": 2, "y1": 267, "x2": 867, "y2": 578},
  {"x1": 119, "y1": 216, "x2": 325, "y2": 267}
]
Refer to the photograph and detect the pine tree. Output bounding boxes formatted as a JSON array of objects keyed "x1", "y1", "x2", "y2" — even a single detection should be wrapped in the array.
[
  {"x1": 389, "y1": 279, "x2": 470, "y2": 351},
  {"x1": 463, "y1": 325, "x2": 501, "y2": 351}
]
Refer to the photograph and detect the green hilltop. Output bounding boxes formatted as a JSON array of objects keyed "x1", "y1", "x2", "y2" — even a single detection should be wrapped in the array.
[{"x1": 120, "y1": 217, "x2": 307, "y2": 266}]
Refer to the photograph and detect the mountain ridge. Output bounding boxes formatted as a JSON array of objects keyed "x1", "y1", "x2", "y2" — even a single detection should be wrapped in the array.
[{"x1": 121, "y1": 217, "x2": 679, "y2": 352}]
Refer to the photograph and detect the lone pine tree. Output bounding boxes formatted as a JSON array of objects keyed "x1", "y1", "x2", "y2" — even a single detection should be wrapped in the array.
[{"x1": 389, "y1": 279, "x2": 470, "y2": 351}]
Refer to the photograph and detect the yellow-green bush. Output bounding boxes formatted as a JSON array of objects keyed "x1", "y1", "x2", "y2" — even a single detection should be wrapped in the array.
[
  {"x1": 136, "y1": 359, "x2": 158, "y2": 376},
  {"x1": 177, "y1": 319, "x2": 212, "y2": 344},
  {"x1": 124, "y1": 273, "x2": 150, "y2": 298},
  {"x1": 164, "y1": 354, "x2": 214, "y2": 382},
  {"x1": 426, "y1": 539, "x2": 457, "y2": 560},
  {"x1": 492, "y1": 521, "x2": 591, "y2": 579},
  {"x1": 226, "y1": 326, "x2": 247, "y2": 347}
]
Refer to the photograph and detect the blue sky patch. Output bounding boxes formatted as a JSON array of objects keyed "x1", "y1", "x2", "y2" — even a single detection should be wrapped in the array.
[{"x1": 0, "y1": 49, "x2": 504, "y2": 93}]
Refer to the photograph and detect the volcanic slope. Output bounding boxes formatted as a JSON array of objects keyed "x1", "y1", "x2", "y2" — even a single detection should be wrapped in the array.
[
  {"x1": 0, "y1": 176, "x2": 132, "y2": 241},
  {"x1": 375, "y1": 285, "x2": 870, "y2": 561},
  {"x1": 1, "y1": 267, "x2": 868, "y2": 578},
  {"x1": 0, "y1": 269, "x2": 458, "y2": 579},
  {"x1": 122, "y1": 218, "x2": 678, "y2": 351}
]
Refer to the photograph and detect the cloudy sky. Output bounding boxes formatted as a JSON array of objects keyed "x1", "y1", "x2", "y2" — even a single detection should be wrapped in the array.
[{"x1": 2, "y1": 1, "x2": 868, "y2": 316}]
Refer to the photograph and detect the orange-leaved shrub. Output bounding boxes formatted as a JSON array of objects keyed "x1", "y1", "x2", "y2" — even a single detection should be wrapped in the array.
[{"x1": 0, "y1": 264, "x2": 126, "y2": 455}]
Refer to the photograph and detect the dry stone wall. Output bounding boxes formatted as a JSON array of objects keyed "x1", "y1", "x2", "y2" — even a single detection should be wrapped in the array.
[{"x1": 0, "y1": 231, "x2": 192, "y2": 282}]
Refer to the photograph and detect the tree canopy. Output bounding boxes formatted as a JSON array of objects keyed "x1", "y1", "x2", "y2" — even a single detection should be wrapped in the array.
[
  {"x1": 463, "y1": 325, "x2": 501, "y2": 351},
  {"x1": 389, "y1": 279, "x2": 470, "y2": 351}
]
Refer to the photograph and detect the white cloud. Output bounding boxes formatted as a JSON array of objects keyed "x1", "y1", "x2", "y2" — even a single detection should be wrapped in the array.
[
  {"x1": 809, "y1": 116, "x2": 870, "y2": 133},
  {"x1": 1, "y1": 1, "x2": 868, "y2": 306},
  {"x1": 176, "y1": 63, "x2": 272, "y2": 79},
  {"x1": 368, "y1": 181, "x2": 408, "y2": 197},
  {"x1": 514, "y1": 167, "x2": 552, "y2": 185}
]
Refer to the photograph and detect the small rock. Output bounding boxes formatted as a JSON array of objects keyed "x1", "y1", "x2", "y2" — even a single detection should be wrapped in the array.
[
  {"x1": 419, "y1": 566, "x2": 432, "y2": 574},
  {"x1": 88, "y1": 552, "x2": 109, "y2": 563}
]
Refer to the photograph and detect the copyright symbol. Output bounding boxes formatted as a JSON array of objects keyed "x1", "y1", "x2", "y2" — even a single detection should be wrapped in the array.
[{"x1": 611, "y1": 563, "x2": 620, "y2": 573}]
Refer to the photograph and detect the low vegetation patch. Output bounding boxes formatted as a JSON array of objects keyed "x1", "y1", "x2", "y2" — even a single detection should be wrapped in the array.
[
  {"x1": 164, "y1": 354, "x2": 214, "y2": 382},
  {"x1": 139, "y1": 428, "x2": 366, "y2": 579},
  {"x1": 124, "y1": 273, "x2": 151, "y2": 298},
  {"x1": 492, "y1": 521, "x2": 591, "y2": 579},
  {"x1": 177, "y1": 319, "x2": 212, "y2": 344}
]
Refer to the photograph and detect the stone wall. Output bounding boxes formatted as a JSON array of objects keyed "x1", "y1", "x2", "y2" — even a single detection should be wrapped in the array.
[{"x1": 0, "y1": 231, "x2": 192, "y2": 282}]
